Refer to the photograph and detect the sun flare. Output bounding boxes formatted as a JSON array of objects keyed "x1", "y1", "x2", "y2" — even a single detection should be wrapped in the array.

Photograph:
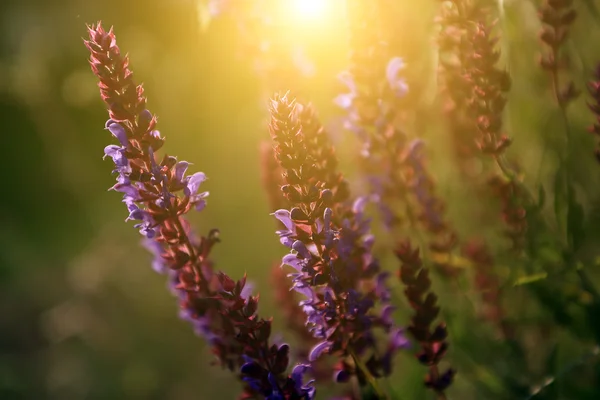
[{"x1": 291, "y1": 0, "x2": 328, "y2": 20}]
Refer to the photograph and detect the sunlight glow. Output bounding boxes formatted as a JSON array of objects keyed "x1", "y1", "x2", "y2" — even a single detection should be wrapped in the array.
[{"x1": 291, "y1": 0, "x2": 328, "y2": 20}]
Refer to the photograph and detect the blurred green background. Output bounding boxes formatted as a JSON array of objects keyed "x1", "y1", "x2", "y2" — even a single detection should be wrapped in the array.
[{"x1": 3, "y1": 0, "x2": 600, "y2": 399}]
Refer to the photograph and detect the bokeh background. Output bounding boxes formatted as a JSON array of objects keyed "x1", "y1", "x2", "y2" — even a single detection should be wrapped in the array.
[{"x1": 3, "y1": 0, "x2": 600, "y2": 399}]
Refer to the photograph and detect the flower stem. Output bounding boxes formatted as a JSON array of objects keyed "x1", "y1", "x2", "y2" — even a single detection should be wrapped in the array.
[{"x1": 348, "y1": 348, "x2": 387, "y2": 399}]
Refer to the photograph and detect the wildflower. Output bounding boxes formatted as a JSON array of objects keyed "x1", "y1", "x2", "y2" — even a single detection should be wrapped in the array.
[
  {"x1": 539, "y1": 0, "x2": 579, "y2": 107},
  {"x1": 86, "y1": 23, "x2": 313, "y2": 399},
  {"x1": 337, "y1": 0, "x2": 413, "y2": 231},
  {"x1": 587, "y1": 65, "x2": 600, "y2": 162},
  {"x1": 442, "y1": 8, "x2": 529, "y2": 252},
  {"x1": 487, "y1": 175, "x2": 528, "y2": 253},
  {"x1": 396, "y1": 240, "x2": 455, "y2": 396},
  {"x1": 403, "y1": 140, "x2": 459, "y2": 276},
  {"x1": 465, "y1": 20, "x2": 512, "y2": 156},
  {"x1": 462, "y1": 239, "x2": 514, "y2": 340},
  {"x1": 269, "y1": 94, "x2": 408, "y2": 388},
  {"x1": 437, "y1": 0, "x2": 496, "y2": 173},
  {"x1": 217, "y1": 273, "x2": 316, "y2": 400}
]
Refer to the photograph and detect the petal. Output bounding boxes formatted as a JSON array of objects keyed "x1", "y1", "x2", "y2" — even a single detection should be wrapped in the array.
[
  {"x1": 333, "y1": 93, "x2": 354, "y2": 110},
  {"x1": 386, "y1": 57, "x2": 405, "y2": 83},
  {"x1": 106, "y1": 121, "x2": 129, "y2": 146},
  {"x1": 281, "y1": 253, "x2": 305, "y2": 271},
  {"x1": 185, "y1": 172, "x2": 207, "y2": 195},
  {"x1": 333, "y1": 369, "x2": 350, "y2": 383},
  {"x1": 174, "y1": 161, "x2": 189, "y2": 182},
  {"x1": 103, "y1": 144, "x2": 122, "y2": 157},
  {"x1": 352, "y1": 195, "x2": 369, "y2": 214},
  {"x1": 240, "y1": 281, "x2": 254, "y2": 299},
  {"x1": 308, "y1": 341, "x2": 331, "y2": 361},
  {"x1": 272, "y1": 209, "x2": 293, "y2": 231},
  {"x1": 292, "y1": 240, "x2": 311, "y2": 259},
  {"x1": 389, "y1": 328, "x2": 411, "y2": 350},
  {"x1": 293, "y1": 285, "x2": 314, "y2": 299}
]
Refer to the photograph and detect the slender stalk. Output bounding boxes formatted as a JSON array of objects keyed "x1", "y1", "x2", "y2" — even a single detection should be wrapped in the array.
[{"x1": 348, "y1": 347, "x2": 387, "y2": 400}]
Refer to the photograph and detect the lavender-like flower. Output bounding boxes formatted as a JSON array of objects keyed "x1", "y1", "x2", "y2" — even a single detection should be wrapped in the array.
[
  {"x1": 465, "y1": 20, "x2": 512, "y2": 157},
  {"x1": 335, "y1": 0, "x2": 414, "y2": 232},
  {"x1": 403, "y1": 140, "x2": 459, "y2": 276},
  {"x1": 216, "y1": 273, "x2": 316, "y2": 400},
  {"x1": 436, "y1": 0, "x2": 490, "y2": 175},
  {"x1": 539, "y1": 0, "x2": 579, "y2": 107},
  {"x1": 396, "y1": 241, "x2": 455, "y2": 398},
  {"x1": 269, "y1": 94, "x2": 408, "y2": 392},
  {"x1": 462, "y1": 239, "x2": 514, "y2": 340},
  {"x1": 86, "y1": 23, "x2": 313, "y2": 399},
  {"x1": 588, "y1": 65, "x2": 600, "y2": 162}
]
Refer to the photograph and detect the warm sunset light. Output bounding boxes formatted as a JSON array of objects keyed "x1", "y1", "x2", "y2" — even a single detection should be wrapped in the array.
[{"x1": 291, "y1": 0, "x2": 328, "y2": 20}]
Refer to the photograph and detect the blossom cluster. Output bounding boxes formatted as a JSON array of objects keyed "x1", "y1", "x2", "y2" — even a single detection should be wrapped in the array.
[
  {"x1": 79, "y1": 0, "x2": 600, "y2": 398},
  {"x1": 269, "y1": 95, "x2": 409, "y2": 389},
  {"x1": 86, "y1": 23, "x2": 314, "y2": 400}
]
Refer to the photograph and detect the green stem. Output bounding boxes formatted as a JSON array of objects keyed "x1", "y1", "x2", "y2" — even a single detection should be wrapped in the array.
[
  {"x1": 525, "y1": 346, "x2": 600, "y2": 399},
  {"x1": 348, "y1": 348, "x2": 388, "y2": 399}
]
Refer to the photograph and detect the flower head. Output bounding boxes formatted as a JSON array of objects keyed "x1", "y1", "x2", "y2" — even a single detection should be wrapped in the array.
[
  {"x1": 86, "y1": 23, "x2": 311, "y2": 398},
  {"x1": 269, "y1": 94, "x2": 409, "y2": 385}
]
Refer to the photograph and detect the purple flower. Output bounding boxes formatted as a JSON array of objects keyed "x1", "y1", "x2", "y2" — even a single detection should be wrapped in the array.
[
  {"x1": 386, "y1": 57, "x2": 408, "y2": 98},
  {"x1": 87, "y1": 24, "x2": 313, "y2": 399},
  {"x1": 269, "y1": 94, "x2": 409, "y2": 384}
]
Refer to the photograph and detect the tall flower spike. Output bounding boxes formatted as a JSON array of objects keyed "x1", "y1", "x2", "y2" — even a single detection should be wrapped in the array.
[
  {"x1": 403, "y1": 140, "x2": 459, "y2": 276},
  {"x1": 271, "y1": 265, "x2": 332, "y2": 384},
  {"x1": 487, "y1": 175, "x2": 528, "y2": 253},
  {"x1": 216, "y1": 273, "x2": 316, "y2": 400},
  {"x1": 86, "y1": 24, "x2": 313, "y2": 399},
  {"x1": 270, "y1": 94, "x2": 409, "y2": 390},
  {"x1": 465, "y1": 20, "x2": 512, "y2": 156},
  {"x1": 455, "y1": 11, "x2": 530, "y2": 252},
  {"x1": 337, "y1": 0, "x2": 413, "y2": 231},
  {"x1": 539, "y1": 0, "x2": 579, "y2": 107},
  {"x1": 437, "y1": 0, "x2": 492, "y2": 174},
  {"x1": 462, "y1": 239, "x2": 514, "y2": 339},
  {"x1": 396, "y1": 240, "x2": 455, "y2": 397},
  {"x1": 588, "y1": 65, "x2": 600, "y2": 162}
]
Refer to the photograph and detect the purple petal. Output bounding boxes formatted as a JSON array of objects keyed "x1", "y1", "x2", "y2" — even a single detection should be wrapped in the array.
[
  {"x1": 333, "y1": 369, "x2": 350, "y2": 383},
  {"x1": 386, "y1": 57, "x2": 409, "y2": 98},
  {"x1": 308, "y1": 341, "x2": 331, "y2": 361},
  {"x1": 281, "y1": 253, "x2": 305, "y2": 271},
  {"x1": 352, "y1": 196, "x2": 369, "y2": 214},
  {"x1": 293, "y1": 285, "x2": 314, "y2": 300},
  {"x1": 292, "y1": 240, "x2": 311, "y2": 259},
  {"x1": 174, "y1": 161, "x2": 189, "y2": 182},
  {"x1": 185, "y1": 172, "x2": 207, "y2": 195},
  {"x1": 106, "y1": 121, "x2": 129, "y2": 146},
  {"x1": 240, "y1": 281, "x2": 254, "y2": 300},
  {"x1": 334, "y1": 93, "x2": 354, "y2": 109},
  {"x1": 272, "y1": 209, "x2": 294, "y2": 231},
  {"x1": 389, "y1": 328, "x2": 411, "y2": 350}
]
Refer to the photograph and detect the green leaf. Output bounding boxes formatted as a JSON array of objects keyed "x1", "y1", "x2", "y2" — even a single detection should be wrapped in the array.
[{"x1": 514, "y1": 272, "x2": 548, "y2": 286}]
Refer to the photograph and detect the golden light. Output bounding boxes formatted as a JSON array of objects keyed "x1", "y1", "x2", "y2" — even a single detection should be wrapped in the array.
[{"x1": 290, "y1": 0, "x2": 329, "y2": 21}]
